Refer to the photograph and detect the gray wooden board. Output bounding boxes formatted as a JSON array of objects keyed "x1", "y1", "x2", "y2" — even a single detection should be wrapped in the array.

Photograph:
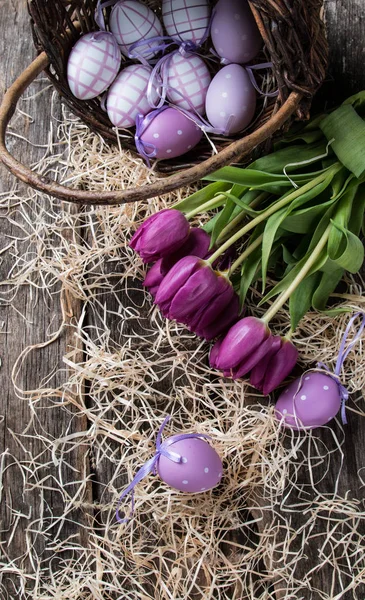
[{"x1": 0, "y1": 0, "x2": 364, "y2": 598}]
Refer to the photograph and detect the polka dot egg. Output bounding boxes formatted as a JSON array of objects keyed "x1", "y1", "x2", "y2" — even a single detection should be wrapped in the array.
[
  {"x1": 211, "y1": 0, "x2": 262, "y2": 64},
  {"x1": 275, "y1": 371, "x2": 342, "y2": 430},
  {"x1": 165, "y1": 53, "x2": 211, "y2": 115},
  {"x1": 157, "y1": 435, "x2": 223, "y2": 493},
  {"x1": 205, "y1": 64, "x2": 256, "y2": 135},
  {"x1": 136, "y1": 106, "x2": 202, "y2": 160}
]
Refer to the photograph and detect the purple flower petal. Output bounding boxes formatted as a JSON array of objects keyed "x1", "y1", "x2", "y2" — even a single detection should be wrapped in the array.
[
  {"x1": 199, "y1": 294, "x2": 240, "y2": 341},
  {"x1": 250, "y1": 336, "x2": 282, "y2": 390},
  {"x1": 262, "y1": 340, "x2": 298, "y2": 395},
  {"x1": 215, "y1": 317, "x2": 270, "y2": 370},
  {"x1": 130, "y1": 209, "x2": 190, "y2": 263},
  {"x1": 168, "y1": 264, "x2": 220, "y2": 323},
  {"x1": 232, "y1": 334, "x2": 275, "y2": 380},
  {"x1": 210, "y1": 338, "x2": 223, "y2": 369},
  {"x1": 190, "y1": 275, "x2": 234, "y2": 331},
  {"x1": 143, "y1": 259, "x2": 165, "y2": 298}
]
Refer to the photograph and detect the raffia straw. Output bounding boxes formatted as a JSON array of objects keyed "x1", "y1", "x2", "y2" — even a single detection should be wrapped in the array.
[{"x1": 0, "y1": 81, "x2": 365, "y2": 600}]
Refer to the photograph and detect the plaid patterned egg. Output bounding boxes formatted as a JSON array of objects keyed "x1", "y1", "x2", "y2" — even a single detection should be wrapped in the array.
[
  {"x1": 67, "y1": 32, "x2": 121, "y2": 100},
  {"x1": 110, "y1": 0, "x2": 163, "y2": 58},
  {"x1": 165, "y1": 53, "x2": 211, "y2": 115},
  {"x1": 107, "y1": 65, "x2": 159, "y2": 128},
  {"x1": 162, "y1": 0, "x2": 210, "y2": 45}
]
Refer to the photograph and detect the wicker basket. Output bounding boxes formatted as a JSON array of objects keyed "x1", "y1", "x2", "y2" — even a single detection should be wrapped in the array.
[{"x1": 0, "y1": 0, "x2": 328, "y2": 205}]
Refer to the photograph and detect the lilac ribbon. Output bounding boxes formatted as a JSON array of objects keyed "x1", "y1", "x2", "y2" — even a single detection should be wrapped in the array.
[
  {"x1": 316, "y1": 311, "x2": 365, "y2": 424},
  {"x1": 95, "y1": 0, "x2": 119, "y2": 31},
  {"x1": 116, "y1": 415, "x2": 211, "y2": 523},
  {"x1": 134, "y1": 108, "x2": 167, "y2": 167}
]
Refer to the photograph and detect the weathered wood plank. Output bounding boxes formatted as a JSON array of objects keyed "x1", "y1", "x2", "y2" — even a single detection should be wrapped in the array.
[{"x1": 0, "y1": 1, "x2": 91, "y2": 596}]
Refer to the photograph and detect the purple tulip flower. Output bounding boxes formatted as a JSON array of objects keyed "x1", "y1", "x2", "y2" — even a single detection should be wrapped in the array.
[
  {"x1": 155, "y1": 256, "x2": 239, "y2": 339},
  {"x1": 130, "y1": 209, "x2": 190, "y2": 263},
  {"x1": 250, "y1": 338, "x2": 298, "y2": 395},
  {"x1": 143, "y1": 228, "x2": 211, "y2": 298},
  {"x1": 210, "y1": 317, "x2": 270, "y2": 371}
]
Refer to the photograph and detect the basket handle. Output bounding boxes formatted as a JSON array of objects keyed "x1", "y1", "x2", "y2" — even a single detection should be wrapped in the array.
[{"x1": 0, "y1": 52, "x2": 302, "y2": 206}]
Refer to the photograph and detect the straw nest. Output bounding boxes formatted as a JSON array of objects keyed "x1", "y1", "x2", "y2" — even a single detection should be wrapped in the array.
[{"x1": 1, "y1": 82, "x2": 365, "y2": 600}]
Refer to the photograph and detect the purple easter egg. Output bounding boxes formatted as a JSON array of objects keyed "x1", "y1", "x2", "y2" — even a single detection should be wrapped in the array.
[
  {"x1": 211, "y1": 0, "x2": 262, "y2": 64},
  {"x1": 275, "y1": 371, "x2": 342, "y2": 430},
  {"x1": 137, "y1": 107, "x2": 203, "y2": 159},
  {"x1": 205, "y1": 64, "x2": 256, "y2": 134},
  {"x1": 67, "y1": 32, "x2": 121, "y2": 100},
  {"x1": 110, "y1": 0, "x2": 163, "y2": 58},
  {"x1": 157, "y1": 436, "x2": 223, "y2": 493},
  {"x1": 107, "y1": 65, "x2": 159, "y2": 128},
  {"x1": 162, "y1": 0, "x2": 210, "y2": 45},
  {"x1": 165, "y1": 53, "x2": 211, "y2": 115}
]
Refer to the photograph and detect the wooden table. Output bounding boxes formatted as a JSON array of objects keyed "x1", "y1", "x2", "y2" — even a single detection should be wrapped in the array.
[{"x1": 0, "y1": 1, "x2": 364, "y2": 598}]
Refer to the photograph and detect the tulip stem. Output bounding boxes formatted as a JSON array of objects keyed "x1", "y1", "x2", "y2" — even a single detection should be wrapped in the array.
[
  {"x1": 206, "y1": 164, "x2": 340, "y2": 266},
  {"x1": 229, "y1": 234, "x2": 264, "y2": 274},
  {"x1": 185, "y1": 194, "x2": 227, "y2": 219},
  {"x1": 216, "y1": 192, "x2": 269, "y2": 243},
  {"x1": 261, "y1": 224, "x2": 332, "y2": 324}
]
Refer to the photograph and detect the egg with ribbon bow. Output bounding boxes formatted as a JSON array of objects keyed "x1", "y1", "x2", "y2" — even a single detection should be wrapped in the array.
[
  {"x1": 107, "y1": 65, "x2": 159, "y2": 128},
  {"x1": 275, "y1": 371, "x2": 342, "y2": 430},
  {"x1": 135, "y1": 106, "x2": 203, "y2": 161},
  {"x1": 165, "y1": 52, "x2": 211, "y2": 115},
  {"x1": 158, "y1": 435, "x2": 223, "y2": 493},
  {"x1": 205, "y1": 64, "x2": 256, "y2": 135},
  {"x1": 162, "y1": 0, "x2": 210, "y2": 45},
  {"x1": 211, "y1": 0, "x2": 262, "y2": 64},
  {"x1": 67, "y1": 32, "x2": 121, "y2": 100},
  {"x1": 109, "y1": 0, "x2": 163, "y2": 58}
]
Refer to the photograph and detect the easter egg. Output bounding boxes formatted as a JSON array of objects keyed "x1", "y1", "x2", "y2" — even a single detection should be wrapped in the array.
[
  {"x1": 110, "y1": 0, "x2": 163, "y2": 58},
  {"x1": 162, "y1": 0, "x2": 210, "y2": 45},
  {"x1": 67, "y1": 32, "x2": 121, "y2": 100},
  {"x1": 107, "y1": 65, "x2": 159, "y2": 128},
  {"x1": 157, "y1": 436, "x2": 223, "y2": 493},
  {"x1": 211, "y1": 0, "x2": 262, "y2": 64},
  {"x1": 275, "y1": 372, "x2": 342, "y2": 430},
  {"x1": 165, "y1": 53, "x2": 211, "y2": 115},
  {"x1": 205, "y1": 64, "x2": 256, "y2": 135},
  {"x1": 136, "y1": 107, "x2": 203, "y2": 159}
]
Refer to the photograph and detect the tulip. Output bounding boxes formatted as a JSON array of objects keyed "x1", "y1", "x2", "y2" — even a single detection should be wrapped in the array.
[
  {"x1": 196, "y1": 294, "x2": 240, "y2": 341},
  {"x1": 130, "y1": 209, "x2": 190, "y2": 263},
  {"x1": 250, "y1": 337, "x2": 298, "y2": 394},
  {"x1": 143, "y1": 228, "x2": 212, "y2": 298},
  {"x1": 210, "y1": 317, "x2": 270, "y2": 371},
  {"x1": 155, "y1": 256, "x2": 238, "y2": 338}
]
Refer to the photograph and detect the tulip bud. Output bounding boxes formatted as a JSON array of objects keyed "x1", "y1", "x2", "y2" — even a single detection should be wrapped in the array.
[
  {"x1": 249, "y1": 336, "x2": 282, "y2": 390},
  {"x1": 212, "y1": 317, "x2": 270, "y2": 371},
  {"x1": 130, "y1": 209, "x2": 190, "y2": 263},
  {"x1": 262, "y1": 339, "x2": 298, "y2": 395}
]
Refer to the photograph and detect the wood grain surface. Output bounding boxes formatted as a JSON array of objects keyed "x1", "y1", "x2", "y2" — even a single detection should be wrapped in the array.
[{"x1": 0, "y1": 0, "x2": 364, "y2": 598}]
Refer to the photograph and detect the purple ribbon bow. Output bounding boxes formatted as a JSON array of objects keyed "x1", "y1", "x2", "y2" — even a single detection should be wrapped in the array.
[
  {"x1": 116, "y1": 415, "x2": 211, "y2": 523},
  {"x1": 317, "y1": 311, "x2": 365, "y2": 424}
]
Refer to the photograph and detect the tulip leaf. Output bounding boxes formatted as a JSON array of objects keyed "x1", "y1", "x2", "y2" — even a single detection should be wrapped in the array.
[
  {"x1": 289, "y1": 272, "x2": 321, "y2": 330},
  {"x1": 328, "y1": 221, "x2": 364, "y2": 273},
  {"x1": 320, "y1": 104, "x2": 365, "y2": 178},
  {"x1": 280, "y1": 195, "x2": 336, "y2": 233},
  {"x1": 250, "y1": 142, "x2": 328, "y2": 173},
  {"x1": 211, "y1": 198, "x2": 236, "y2": 247},
  {"x1": 311, "y1": 265, "x2": 345, "y2": 311},
  {"x1": 174, "y1": 181, "x2": 230, "y2": 213},
  {"x1": 239, "y1": 229, "x2": 264, "y2": 307},
  {"x1": 348, "y1": 183, "x2": 365, "y2": 236}
]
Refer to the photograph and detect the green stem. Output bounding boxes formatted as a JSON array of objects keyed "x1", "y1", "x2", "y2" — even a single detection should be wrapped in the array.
[
  {"x1": 229, "y1": 234, "x2": 264, "y2": 273},
  {"x1": 185, "y1": 194, "x2": 227, "y2": 219},
  {"x1": 216, "y1": 192, "x2": 269, "y2": 243},
  {"x1": 207, "y1": 164, "x2": 340, "y2": 265},
  {"x1": 262, "y1": 224, "x2": 332, "y2": 324}
]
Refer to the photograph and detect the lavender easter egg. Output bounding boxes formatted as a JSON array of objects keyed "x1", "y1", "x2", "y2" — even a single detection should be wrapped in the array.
[
  {"x1": 205, "y1": 64, "x2": 256, "y2": 135},
  {"x1": 107, "y1": 65, "x2": 159, "y2": 128},
  {"x1": 275, "y1": 372, "x2": 342, "y2": 430},
  {"x1": 162, "y1": 0, "x2": 210, "y2": 45},
  {"x1": 165, "y1": 53, "x2": 211, "y2": 115},
  {"x1": 137, "y1": 107, "x2": 202, "y2": 159},
  {"x1": 157, "y1": 436, "x2": 223, "y2": 493},
  {"x1": 110, "y1": 0, "x2": 163, "y2": 58},
  {"x1": 67, "y1": 32, "x2": 121, "y2": 100},
  {"x1": 211, "y1": 0, "x2": 262, "y2": 64}
]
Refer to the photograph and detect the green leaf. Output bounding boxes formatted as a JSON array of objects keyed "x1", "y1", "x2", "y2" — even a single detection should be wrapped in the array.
[
  {"x1": 312, "y1": 265, "x2": 344, "y2": 311},
  {"x1": 320, "y1": 104, "x2": 365, "y2": 178},
  {"x1": 289, "y1": 272, "x2": 321, "y2": 330},
  {"x1": 210, "y1": 198, "x2": 236, "y2": 247},
  {"x1": 250, "y1": 142, "x2": 328, "y2": 173},
  {"x1": 174, "y1": 181, "x2": 230, "y2": 213},
  {"x1": 328, "y1": 221, "x2": 364, "y2": 273},
  {"x1": 202, "y1": 210, "x2": 222, "y2": 234},
  {"x1": 348, "y1": 183, "x2": 365, "y2": 236},
  {"x1": 239, "y1": 228, "x2": 264, "y2": 307},
  {"x1": 280, "y1": 195, "x2": 336, "y2": 233}
]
